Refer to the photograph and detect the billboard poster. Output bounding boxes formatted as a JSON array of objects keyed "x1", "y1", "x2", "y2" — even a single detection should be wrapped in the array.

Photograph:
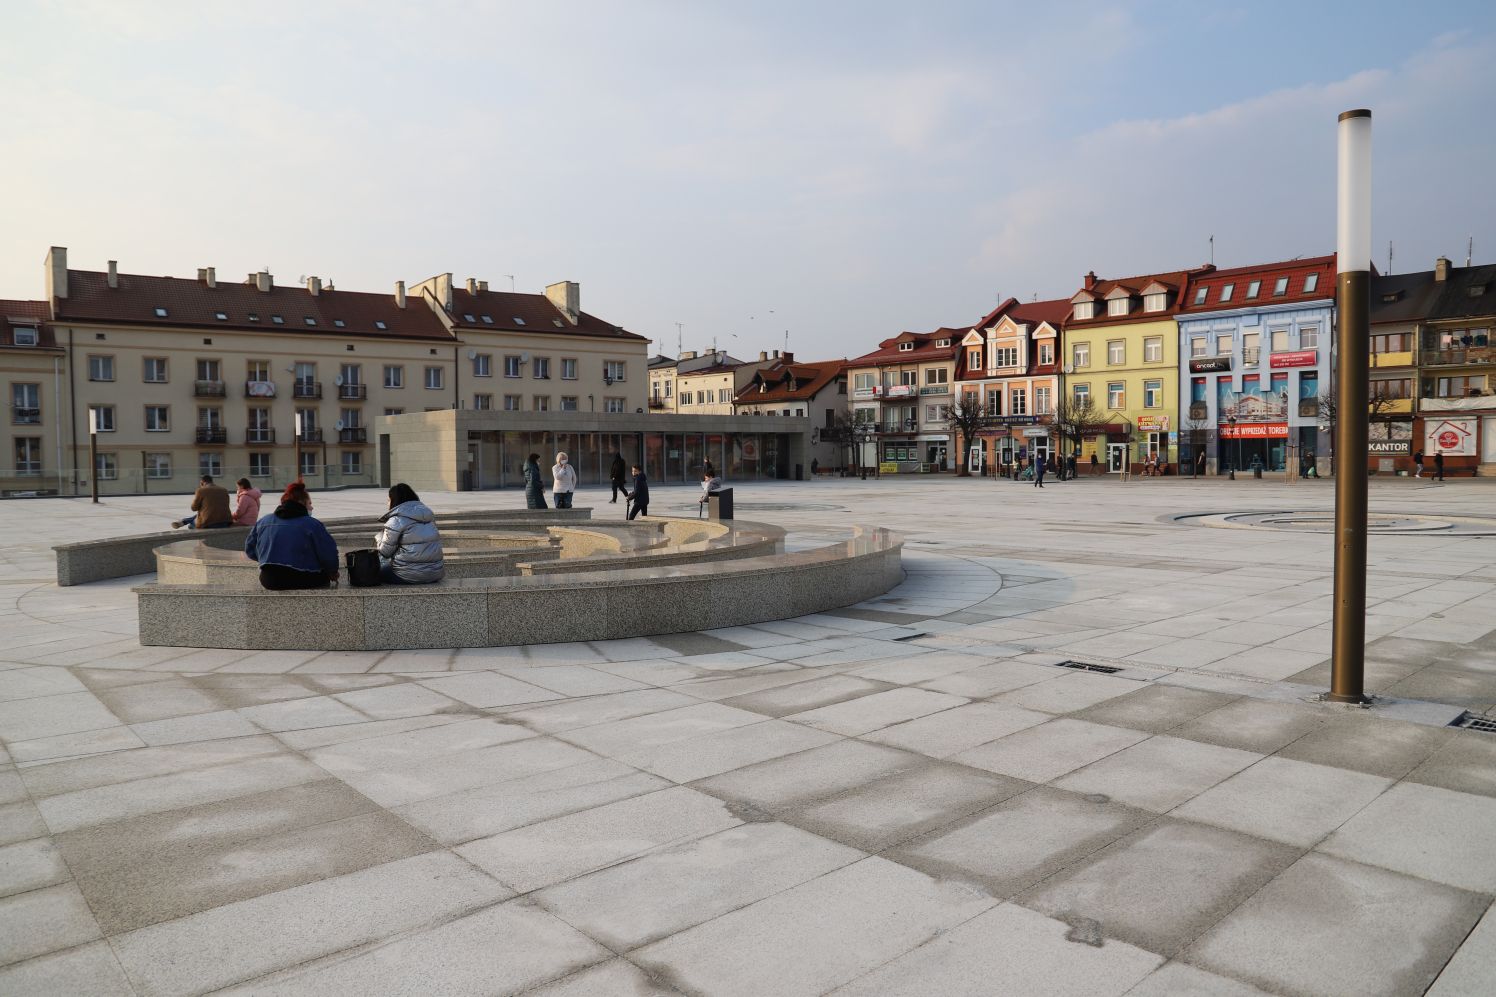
[
  {"x1": 1218, "y1": 376, "x2": 1289, "y2": 423},
  {"x1": 1424, "y1": 418, "x2": 1476, "y2": 456}
]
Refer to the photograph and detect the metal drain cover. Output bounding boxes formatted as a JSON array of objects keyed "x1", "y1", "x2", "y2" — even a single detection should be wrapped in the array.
[
  {"x1": 1055, "y1": 660, "x2": 1123, "y2": 675},
  {"x1": 1451, "y1": 712, "x2": 1496, "y2": 733}
]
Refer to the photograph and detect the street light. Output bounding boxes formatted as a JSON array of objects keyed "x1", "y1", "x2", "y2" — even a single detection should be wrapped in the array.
[{"x1": 1226, "y1": 415, "x2": 1237, "y2": 480}]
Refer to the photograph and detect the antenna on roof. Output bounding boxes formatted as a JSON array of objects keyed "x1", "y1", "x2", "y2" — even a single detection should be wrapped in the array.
[
  {"x1": 504, "y1": 275, "x2": 515, "y2": 292},
  {"x1": 1387, "y1": 241, "x2": 1394, "y2": 275},
  {"x1": 675, "y1": 322, "x2": 683, "y2": 357},
  {"x1": 1209, "y1": 235, "x2": 1214, "y2": 266},
  {"x1": 1468, "y1": 236, "x2": 1474, "y2": 267}
]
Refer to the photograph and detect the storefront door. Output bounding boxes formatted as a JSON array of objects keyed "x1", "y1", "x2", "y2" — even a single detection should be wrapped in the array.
[
  {"x1": 1484, "y1": 417, "x2": 1496, "y2": 464},
  {"x1": 1107, "y1": 443, "x2": 1127, "y2": 472}
]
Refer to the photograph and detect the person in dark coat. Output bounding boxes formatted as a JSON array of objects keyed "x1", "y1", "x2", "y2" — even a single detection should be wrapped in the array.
[
  {"x1": 245, "y1": 482, "x2": 339, "y2": 590},
  {"x1": 609, "y1": 454, "x2": 628, "y2": 503},
  {"x1": 1434, "y1": 450, "x2": 1445, "y2": 481},
  {"x1": 1067, "y1": 452, "x2": 1078, "y2": 480},
  {"x1": 523, "y1": 453, "x2": 548, "y2": 509},
  {"x1": 1413, "y1": 449, "x2": 1425, "y2": 478},
  {"x1": 1033, "y1": 453, "x2": 1046, "y2": 488},
  {"x1": 625, "y1": 464, "x2": 650, "y2": 520}
]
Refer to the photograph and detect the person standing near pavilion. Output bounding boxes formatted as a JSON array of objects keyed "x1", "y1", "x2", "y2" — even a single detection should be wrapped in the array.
[
  {"x1": 551, "y1": 452, "x2": 577, "y2": 509},
  {"x1": 523, "y1": 453, "x2": 548, "y2": 509},
  {"x1": 625, "y1": 463, "x2": 650, "y2": 520},
  {"x1": 609, "y1": 453, "x2": 628, "y2": 503}
]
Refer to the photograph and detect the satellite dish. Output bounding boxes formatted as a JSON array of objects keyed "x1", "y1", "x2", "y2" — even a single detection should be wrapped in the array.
[
  {"x1": 519, "y1": 352, "x2": 530, "y2": 363},
  {"x1": 334, "y1": 374, "x2": 344, "y2": 386},
  {"x1": 466, "y1": 349, "x2": 477, "y2": 360},
  {"x1": 335, "y1": 419, "x2": 345, "y2": 431}
]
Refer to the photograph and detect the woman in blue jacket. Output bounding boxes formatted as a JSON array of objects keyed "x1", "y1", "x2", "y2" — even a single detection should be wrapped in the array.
[{"x1": 245, "y1": 482, "x2": 340, "y2": 590}]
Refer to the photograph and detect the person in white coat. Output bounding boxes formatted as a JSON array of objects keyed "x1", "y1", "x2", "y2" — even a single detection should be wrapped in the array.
[{"x1": 551, "y1": 452, "x2": 578, "y2": 509}]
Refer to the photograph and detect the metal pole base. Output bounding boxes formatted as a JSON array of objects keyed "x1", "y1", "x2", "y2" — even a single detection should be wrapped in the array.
[{"x1": 1323, "y1": 691, "x2": 1370, "y2": 704}]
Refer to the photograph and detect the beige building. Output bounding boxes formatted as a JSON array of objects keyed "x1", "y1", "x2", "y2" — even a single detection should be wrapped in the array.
[
  {"x1": 846, "y1": 329, "x2": 962, "y2": 471},
  {"x1": 651, "y1": 350, "x2": 775, "y2": 416},
  {"x1": 732, "y1": 355, "x2": 848, "y2": 468},
  {"x1": 9, "y1": 247, "x2": 650, "y2": 496},
  {"x1": 2, "y1": 301, "x2": 66, "y2": 494}
]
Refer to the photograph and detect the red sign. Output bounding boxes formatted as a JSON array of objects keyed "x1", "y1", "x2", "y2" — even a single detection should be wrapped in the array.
[
  {"x1": 1270, "y1": 350, "x2": 1318, "y2": 369},
  {"x1": 1220, "y1": 422, "x2": 1289, "y2": 439}
]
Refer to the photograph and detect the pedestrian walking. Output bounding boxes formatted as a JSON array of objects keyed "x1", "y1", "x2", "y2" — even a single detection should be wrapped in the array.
[
  {"x1": 609, "y1": 454, "x2": 627, "y2": 503},
  {"x1": 1067, "y1": 452, "x2": 1077, "y2": 481},
  {"x1": 523, "y1": 453, "x2": 548, "y2": 509},
  {"x1": 1434, "y1": 450, "x2": 1445, "y2": 481},
  {"x1": 551, "y1": 452, "x2": 577, "y2": 509},
  {"x1": 1414, "y1": 450, "x2": 1424, "y2": 478},
  {"x1": 1090, "y1": 453, "x2": 1100, "y2": 475},
  {"x1": 1034, "y1": 453, "x2": 1046, "y2": 488},
  {"x1": 625, "y1": 464, "x2": 650, "y2": 520}
]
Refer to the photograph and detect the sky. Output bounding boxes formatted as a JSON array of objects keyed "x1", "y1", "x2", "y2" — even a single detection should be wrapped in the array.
[{"x1": 3, "y1": 0, "x2": 1495, "y2": 361}]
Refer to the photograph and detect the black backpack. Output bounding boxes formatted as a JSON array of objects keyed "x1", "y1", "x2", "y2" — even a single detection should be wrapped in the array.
[{"x1": 345, "y1": 549, "x2": 382, "y2": 587}]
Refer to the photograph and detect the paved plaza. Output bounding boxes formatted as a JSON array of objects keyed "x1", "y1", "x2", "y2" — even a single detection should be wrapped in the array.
[{"x1": 2, "y1": 474, "x2": 1495, "y2": 995}]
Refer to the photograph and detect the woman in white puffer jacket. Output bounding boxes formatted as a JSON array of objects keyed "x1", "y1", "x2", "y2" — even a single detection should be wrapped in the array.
[
  {"x1": 374, "y1": 483, "x2": 445, "y2": 584},
  {"x1": 551, "y1": 452, "x2": 578, "y2": 509}
]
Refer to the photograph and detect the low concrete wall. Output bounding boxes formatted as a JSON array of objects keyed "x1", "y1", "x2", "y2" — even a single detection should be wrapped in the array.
[
  {"x1": 53, "y1": 508, "x2": 593, "y2": 586},
  {"x1": 136, "y1": 526, "x2": 902, "y2": 650}
]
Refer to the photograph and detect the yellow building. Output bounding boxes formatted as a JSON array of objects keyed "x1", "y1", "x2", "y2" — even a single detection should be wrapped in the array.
[{"x1": 1065, "y1": 267, "x2": 1211, "y2": 471}]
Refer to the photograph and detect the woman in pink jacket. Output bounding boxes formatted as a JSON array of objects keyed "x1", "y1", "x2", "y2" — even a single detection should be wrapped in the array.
[{"x1": 231, "y1": 478, "x2": 263, "y2": 526}]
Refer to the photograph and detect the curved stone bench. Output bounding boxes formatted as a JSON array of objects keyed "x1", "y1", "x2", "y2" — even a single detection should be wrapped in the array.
[
  {"x1": 520, "y1": 523, "x2": 782, "y2": 576},
  {"x1": 52, "y1": 507, "x2": 594, "y2": 585},
  {"x1": 134, "y1": 525, "x2": 902, "y2": 650}
]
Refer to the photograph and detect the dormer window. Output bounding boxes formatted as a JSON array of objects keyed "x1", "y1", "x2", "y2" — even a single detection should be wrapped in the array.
[
  {"x1": 1144, "y1": 292, "x2": 1167, "y2": 312},
  {"x1": 1073, "y1": 301, "x2": 1095, "y2": 320},
  {"x1": 1303, "y1": 273, "x2": 1320, "y2": 293},
  {"x1": 898, "y1": 341, "x2": 915, "y2": 352},
  {"x1": 13, "y1": 326, "x2": 38, "y2": 346},
  {"x1": 1107, "y1": 297, "x2": 1130, "y2": 317},
  {"x1": 935, "y1": 338, "x2": 951, "y2": 348},
  {"x1": 333, "y1": 319, "x2": 346, "y2": 328},
  {"x1": 968, "y1": 348, "x2": 983, "y2": 368},
  {"x1": 1193, "y1": 287, "x2": 1208, "y2": 305},
  {"x1": 1220, "y1": 283, "x2": 1235, "y2": 302}
]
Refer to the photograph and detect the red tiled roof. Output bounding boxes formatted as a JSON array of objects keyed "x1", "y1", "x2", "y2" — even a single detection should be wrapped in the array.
[
  {"x1": 55, "y1": 271, "x2": 456, "y2": 342},
  {"x1": 1176, "y1": 254, "x2": 1336, "y2": 315},
  {"x1": 848, "y1": 328, "x2": 963, "y2": 366},
  {"x1": 1067, "y1": 266, "x2": 1214, "y2": 326},
  {"x1": 1006, "y1": 297, "x2": 1071, "y2": 329},
  {"x1": 0, "y1": 299, "x2": 60, "y2": 349},
  {"x1": 446, "y1": 288, "x2": 649, "y2": 342},
  {"x1": 735, "y1": 358, "x2": 846, "y2": 404}
]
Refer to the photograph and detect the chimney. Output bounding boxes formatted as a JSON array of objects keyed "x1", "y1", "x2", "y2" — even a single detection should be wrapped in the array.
[
  {"x1": 205, "y1": 267, "x2": 216, "y2": 288},
  {"x1": 1084, "y1": 271, "x2": 1097, "y2": 291},
  {"x1": 1435, "y1": 256, "x2": 1451, "y2": 282},
  {"x1": 306, "y1": 276, "x2": 322, "y2": 296},
  {"x1": 466, "y1": 278, "x2": 479, "y2": 295},
  {"x1": 394, "y1": 280, "x2": 407, "y2": 309},
  {"x1": 197, "y1": 268, "x2": 207, "y2": 283},
  {"x1": 437, "y1": 273, "x2": 453, "y2": 311},
  {"x1": 255, "y1": 271, "x2": 273, "y2": 293},
  {"x1": 783, "y1": 351, "x2": 794, "y2": 362},
  {"x1": 45, "y1": 246, "x2": 68, "y2": 301},
  {"x1": 107, "y1": 260, "x2": 118, "y2": 289},
  {"x1": 680, "y1": 350, "x2": 697, "y2": 360},
  {"x1": 759, "y1": 350, "x2": 768, "y2": 361},
  {"x1": 477, "y1": 280, "x2": 488, "y2": 292},
  {"x1": 545, "y1": 280, "x2": 580, "y2": 325},
  {"x1": 773, "y1": 349, "x2": 780, "y2": 359}
]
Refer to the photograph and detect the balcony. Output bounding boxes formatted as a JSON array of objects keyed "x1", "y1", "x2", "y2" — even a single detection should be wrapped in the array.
[
  {"x1": 194, "y1": 380, "x2": 226, "y2": 398},
  {"x1": 1370, "y1": 351, "x2": 1413, "y2": 369},
  {"x1": 292, "y1": 381, "x2": 322, "y2": 399},
  {"x1": 1423, "y1": 346, "x2": 1494, "y2": 367},
  {"x1": 12, "y1": 406, "x2": 40, "y2": 425},
  {"x1": 337, "y1": 383, "x2": 368, "y2": 400},
  {"x1": 195, "y1": 427, "x2": 227, "y2": 445},
  {"x1": 245, "y1": 428, "x2": 276, "y2": 445},
  {"x1": 338, "y1": 427, "x2": 368, "y2": 445},
  {"x1": 648, "y1": 397, "x2": 668, "y2": 410},
  {"x1": 297, "y1": 429, "x2": 324, "y2": 443},
  {"x1": 245, "y1": 380, "x2": 277, "y2": 399}
]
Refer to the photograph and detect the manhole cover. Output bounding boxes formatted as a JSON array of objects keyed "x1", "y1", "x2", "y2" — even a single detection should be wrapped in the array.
[{"x1": 1055, "y1": 660, "x2": 1123, "y2": 675}]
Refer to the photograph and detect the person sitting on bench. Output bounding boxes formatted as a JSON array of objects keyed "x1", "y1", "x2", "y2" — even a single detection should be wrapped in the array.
[{"x1": 698, "y1": 469, "x2": 724, "y2": 517}]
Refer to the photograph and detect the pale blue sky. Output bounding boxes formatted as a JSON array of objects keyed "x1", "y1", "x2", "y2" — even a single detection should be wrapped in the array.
[{"x1": 4, "y1": 1, "x2": 1494, "y2": 359}]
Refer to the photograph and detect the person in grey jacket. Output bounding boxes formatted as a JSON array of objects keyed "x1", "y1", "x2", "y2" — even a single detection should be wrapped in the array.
[{"x1": 374, "y1": 483, "x2": 445, "y2": 584}]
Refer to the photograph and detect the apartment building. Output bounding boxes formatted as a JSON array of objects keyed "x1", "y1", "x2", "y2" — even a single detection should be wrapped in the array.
[
  {"x1": 956, "y1": 297, "x2": 1069, "y2": 470},
  {"x1": 847, "y1": 329, "x2": 962, "y2": 471},
  {"x1": 1411, "y1": 258, "x2": 1496, "y2": 475},
  {"x1": 2, "y1": 301, "x2": 65, "y2": 494},
  {"x1": 732, "y1": 354, "x2": 847, "y2": 468}
]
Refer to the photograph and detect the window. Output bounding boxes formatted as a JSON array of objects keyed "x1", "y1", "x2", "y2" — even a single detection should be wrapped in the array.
[
  {"x1": 1271, "y1": 329, "x2": 1290, "y2": 352},
  {"x1": 89, "y1": 405, "x2": 115, "y2": 432},
  {"x1": 1073, "y1": 301, "x2": 1095, "y2": 320},
  {"x1": 94, "y1": 452, "x2": 117, "y2": 480},
  {"x1": 13, "y1": 326, "x2": 38, "y2": 346},
  {"x1": 272, "y1": 315, "x2": 285, "y2": 325},
  {"x1": 900, "y1": 370, "x2": 917, "y2": 386},
  {"x1": 196, "y1": 359, "x2": 221, "y2": 383},
  {"x1": 247, "y1": 360, "x2": 269, "y2": 382},
  {"x1": 303, "y1": 317, "x2": 316, "y2": 326},
  {"x1": 1144, "y1": 337, "x2": 1163, "y2": 362},
  {"x1": 1300, "y1": 326, "x2": 1319, "y2": 349},
  {"x1": 462, "y1": 314, "x2": 476, "y2": 323},
  {"x1": 147, "y1": 453, "x2": 172, "y2": 479},
  {"x1": 154, "y1": 307, "x2": 169, "y2": 318},
  {"x1": 504, "y1": 356, "x2": 522, "y2": 378},
  {"x1": 1010, "y1": 388, "x2": 1027, "y2": 415},
  {"x1": 1107, "y1": 297, "x2": 1130, "y2": 317},
  {"x1": 372, "y1": 321, "x2": 388, "y2": 330},
  {"x1": 604, "y1": 396, "x2": 626, "y2": 413},
  {"x1": 383, "y1": 365, "x2": 404, "y2": 388},
  {"x1": 333, "y1": 319, "x2": 345, "y2": 328},
  {"x1": 1072, "y1": 343, "x2": 1090, "y2": 368},
  {"x1": 341, "y1": 451, "x2": 362, "y2": 475},
  {"x1": 474, "y1": 394, "x2": 493, "y2": 410},
  {"x1": 1371, "y1": 378, "x2": 1413, "y2": 400},
  {"x1": 425, "y1": 366, "x2": 444, "y2": 389},
  {"x1": 968, "y1": 348, "x2": 983, "y2": 369},
  {"x1": 854, "y1": 372, "x2": 876, "y2": 392},
  {"x1": 1273, "y1": 277, "x2": 1289, "y2": 296},
  {"x1": 1246, "y1": 280, "x2": 1261, "y2": 298},
  {"x1": 88, "y1": 355, "x2": 115, "y2": 381},
  {"x1": 533, "y1": 396, "x2": 549, "y2": 412},
  {"x1": 1242, "y1": 332, "x2": 1260, "y2": 365},
  {"x1": 481, "y1": 315, "x2": 493, "y2": 324},
  {"x1": 247, "y1": 313, "x2": 260, "y2": 323},
  {"x1": 1107, "y1": 382, "x2": 1125, "y2": 409},
  {"x1": 1144, "y1": 379, "x2": 1162, "y2": 407},
  {"x1": 1190, "y1": 338, "x2": 1207, "y2": 357},
  {"x1": 199, "y1": 452, "x2": 223, "y2": 478},
  {"x1": 473, "y1": 354, "x2": 492, "y2": 377},
  {"x1": 935, "y1": 338, "x2": 951, "y2": 348},
  {"x1": 339, "y1": 408, "x2": 361, "y2": 431},
  {"x1": 1107, "y1": 341, "x2": 1125, "y2": 365},
  {"x1": 679, "y1": 391, "x2": 694, "y2": 407},
  {"x1": 604, "y1": 361, "x2": 627, "y2": 382},
  {"x1": 560, "y1": 396, "x2": 579, "y2": 411},
  {"x1": 1144, "y1": 291, "x2": 1167, "y2": 312},
  {"x1": 1035, "y1": 386, "x2": 1052, "y2": 414},
  {"x1": 994, "y1": 346, "x2": 1019, "y2": 367},
  {"x1": 1303, "y1": 273, "x2": 1319, "y2": 293},
  {"x1": 1371, "y1": 333, "x2": 1410, "y2": 353},
  {"x1": 898, "y1": 341, "x2": 915, "y2": 352},
  {"x1": 14, "y1": 438, "x2": 41, "y2": 475},
  {"x1": 1433, "y1": 375, "x2": 1487, "y2": 398},
  {"x1": 144, "y1": 357, "x2": 169, "y2": 382},
  {"x1": 1073, "y1": 383, "x2": 1091, "y2": 406},
  {"x1": 926, "y1": 404, "x2": 948, "y2": 422},
  {"x1": 1038, "y1": 342, "x2": 1054, "y2": 366},
  {"x1": 145, "y1": 406, "x2": 170, "y2": 432},
  {"x1": 501, "y1": 394, "x2": 521, "y2": 411},
  {"x1": 923, "y1": 367, "x2": 948, "y2": 385},
  {"x1": 299, "y1": 451, "x2": 318, "y2": 477},
  {"x1": 1220, "y1": 283, "x2": 1235, "y2": 302},
  {"x1": 383, "y1": 408, "x2": 403, "y2": 416},
  {"x1": 1216, "y1": 334, "x2": 1233, "y2": 356},
  {"x1": 561, "y1": 358, "x2": 578, "y2": 380},
  {"x1": 339, "y1": 364, "x2": 361, "y2": 387},
  {"x1": 513, "y1": 317, "x2": 526, "y2": 326},
  {"x1": 533, "y1": 357, "x2": 550, "y2": 379},
  {"x1": 719, "y1": 387, "x2": 731, "y2": 403},
  {"x1": 1193, "y1": 287, "x2": 1208, "y2": 305},
  {"x1": 296, "y1": 408, "x2": 317, "y2": 436},
  {"x1": 12, "y1": 384, "x2": 40, "y2": 424}
]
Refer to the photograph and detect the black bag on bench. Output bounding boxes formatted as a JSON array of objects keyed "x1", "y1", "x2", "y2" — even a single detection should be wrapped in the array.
[{"x1": 345, "y1": 549, "x2": 382, "y2": 587}]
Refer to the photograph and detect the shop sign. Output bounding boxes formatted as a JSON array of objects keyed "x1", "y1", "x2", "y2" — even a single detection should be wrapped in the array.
[
  {"x1": 851, "y1": 388, "x2": 878, "y2": 400},
  {"x1": 1270, "y1": 350, "x2": 1318, "y2": 369},
  {"x1": 995, "y1": 415, "x2": 1037, "y2": 425},
  {"x1": 1368, "y1": 440, "x2": 1411, "y2": 455},
  {"x1": 1425, "y1": 418, "x2": 1476, "y2": 456},
  {"x1": 918, "y1": 385, "x2": 951, "y2": 395},
  {"x1": 1189, "y1": 357, "x2": 1231, "y2": 373},
  {"x1": 1021, "y1": 427, "x2": 1049, "y2": 438},
  {"x1": 1219, "y1": 422, "x2": 1289, "y2": 439},
  {"x1": 886, "y1": 385, "x2": 913, "y2": 398},
  {"x1": 1136, "y1": 415, "x2": 1170, "y2": 432}
]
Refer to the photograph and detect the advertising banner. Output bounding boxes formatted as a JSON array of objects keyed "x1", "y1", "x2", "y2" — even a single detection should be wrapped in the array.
[
  {"x1": 1189, "y1": 357, "x2": 1231, "y2": 373},
  {"x1": 1219, "y1": 378, "x2": 1288, "y2": 423},
  {"x1": 1425, "y1": 418, "x2": 1476, "y2": 456},
  {"x1": 1269, "y1": 350, "x2": 1318, "y2": 369},
  {"x1": 1219, "y1": 422, "x2": 1289, "y2": 439}
]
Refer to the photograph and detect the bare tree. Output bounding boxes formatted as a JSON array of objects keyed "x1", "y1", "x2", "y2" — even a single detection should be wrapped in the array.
[
  {"x1": 1317, "y1": 383, "x2": 1396, "y2": 472},
  {"x1": 1052, "y1": 394, "x2": 1108, "y2": 461},
  {"x1": 1181, "y1": 416, "x2": 1213, "y2": 477},
  {"x1": 945, "y1": 395, "x2": 992, "y2": 476}
]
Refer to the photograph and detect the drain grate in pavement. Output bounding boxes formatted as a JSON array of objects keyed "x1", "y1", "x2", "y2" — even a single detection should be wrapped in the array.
[
  {"x1": 1450, "y1": 712, "x2": 1496, "y2": 734},
  {"x1": 892, "y1": 632, "x2": 929, "y2": 642},
  {"x1": 1054, "y1": 660, "x2": 1123, "y2": 675}
]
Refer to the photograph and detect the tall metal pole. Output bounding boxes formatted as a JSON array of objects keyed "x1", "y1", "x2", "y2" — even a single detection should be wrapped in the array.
[
  {"x1": 88, "y1": 408, "x2": 99, "y2": 504},
  {"x1": 1329, "y1": 108, "x2": 1372, "y2": 703}
]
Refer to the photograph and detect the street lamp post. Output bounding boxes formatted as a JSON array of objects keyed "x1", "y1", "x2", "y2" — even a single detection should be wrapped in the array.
[
  {"x1": 88, "y1": 408, "x2": 99, "y2": 504},
  {"x1": 1227, "y1": 416, "x2": 1237, "y2": 480},
  {"x1": 1329, "y1": 108, "x2": 1373, "y2": 704},
  {"x1": 294, "y1": 412, "x2": 305, "y2": 483}
]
